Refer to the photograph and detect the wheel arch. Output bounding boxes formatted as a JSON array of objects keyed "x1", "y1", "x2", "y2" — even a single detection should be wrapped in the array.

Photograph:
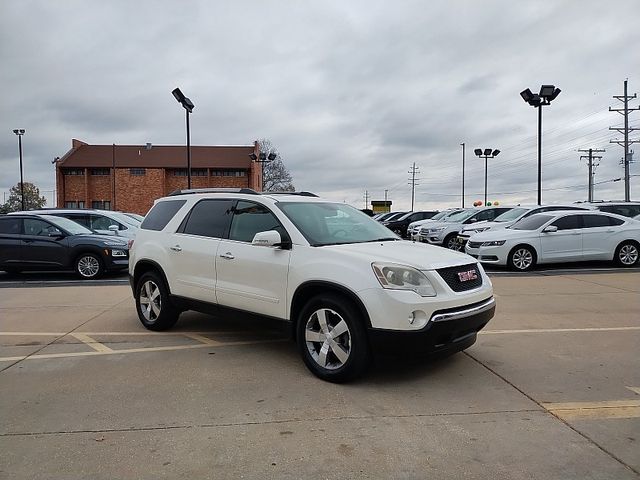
[
  {"x1": 508, "y1": 243, "x2": 539, "y2": 263},
  {"x1": 133, "y1": 259, "x2": 172, "y2": 294},
  {"x1": 614, "y1": 239, "x2": 640, "y2": 261},
  {"x1": 290, "y1": 281, "x2": 372, "y2": 334}
]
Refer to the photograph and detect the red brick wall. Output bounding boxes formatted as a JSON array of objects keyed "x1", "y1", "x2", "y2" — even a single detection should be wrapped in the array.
[
  {"x1": 114, "y1": 168, "x2": 165, "y2": 215},
  {"x1": 62, "y1": 175, "x2": 87, "y2": 207},
  {"x1": 88, "y1": 175, "x2": 112, "y2": 207}
]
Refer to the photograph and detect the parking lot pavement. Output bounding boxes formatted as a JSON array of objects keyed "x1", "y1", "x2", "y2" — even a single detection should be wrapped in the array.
[{"x1": 0, "y1": 274, "x2": 639, "y2": 479}]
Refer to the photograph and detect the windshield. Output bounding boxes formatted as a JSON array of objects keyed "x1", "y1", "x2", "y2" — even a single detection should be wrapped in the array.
[
  {"x1": 443, "y1": 209, "x2": 477, "y2": 223},
  {"x1": 494, "y1": 207, "x2": 529, "y2": 222},
  {"x1": 511, "y1": 214, "x2": 553, "y2": 230},
  {"x1": 42, "y1": 215, "x2": 93, "y2": 235},
  {"x1": 384, "y1": 212, "x2": 407, "y2": 222},
  {"x1": 278, "y1": 202, "x2": 400, "y2": 246}
]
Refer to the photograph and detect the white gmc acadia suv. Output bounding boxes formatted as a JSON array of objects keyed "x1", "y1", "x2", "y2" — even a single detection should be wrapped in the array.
[{"x1": 129, "y1": 189, "x2": 495, "y2": 382}]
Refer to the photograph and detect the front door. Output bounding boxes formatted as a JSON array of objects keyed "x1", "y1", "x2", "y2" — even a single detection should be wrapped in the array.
[
  {"x1": 20, "y1": 218, "x2": 70, "y2": 268},
  {"x1": 215, "y1": 200, "x2": 291, "y2": 319}
]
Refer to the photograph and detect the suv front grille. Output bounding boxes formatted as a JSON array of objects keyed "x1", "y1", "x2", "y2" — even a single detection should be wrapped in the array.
[
  {"x1": 468, "y1": 241, "x2": 482, "y2": 249},
  {"x1": 436, "y1": 264, "x2": 483, "y2": 292}
]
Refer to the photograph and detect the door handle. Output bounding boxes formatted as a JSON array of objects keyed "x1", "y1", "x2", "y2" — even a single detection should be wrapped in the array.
[
  {"x1": 170, "y1": 245, "x2": 182, "y2": 252},
  {"x1": 220, "y1": 252, "x2": 235, "y2": 260},
  {"x1": 24, "y1": 239, "x2": 34, "y2": 244}
]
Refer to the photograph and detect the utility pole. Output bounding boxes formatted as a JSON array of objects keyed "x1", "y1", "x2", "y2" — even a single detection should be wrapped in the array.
[
  {"x1": 609, "y1": 80, "x2": 639, "y2": 201},
  {"x1": 578, "y1": 148, "x2": 604, "y2": 202},
  {"x1": 408, "y1": 162, "x2": 420, "y2": 211},
  {"x1": 363, "y1": 190, "x2": 369, "y2": 209},
  {"x1": 460, "y1": 143, "x2": 465, "y2": 208}
]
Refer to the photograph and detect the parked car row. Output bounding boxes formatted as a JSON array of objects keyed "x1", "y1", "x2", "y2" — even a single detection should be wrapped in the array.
[{"x1": 0, "y1": 208, "x2": 145, "y2": 278}]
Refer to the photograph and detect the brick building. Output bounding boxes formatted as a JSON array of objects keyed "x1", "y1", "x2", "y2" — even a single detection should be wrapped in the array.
[{"x1": 55, "y1": 139, "x2": 262, "y2": 214}]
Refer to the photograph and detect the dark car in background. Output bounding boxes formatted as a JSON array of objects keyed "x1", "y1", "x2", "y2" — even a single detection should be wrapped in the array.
[
  {"x1": 0, "y1": 214, "x2": 129, "y2": 279},
  {"x1": 382, "y1": 211, "x2": 439, "y2": 238}
]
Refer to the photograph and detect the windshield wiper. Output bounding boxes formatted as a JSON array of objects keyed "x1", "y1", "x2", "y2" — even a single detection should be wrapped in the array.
[{"x1": 363, "y1": 237, "x2": 399, "y2": 243}]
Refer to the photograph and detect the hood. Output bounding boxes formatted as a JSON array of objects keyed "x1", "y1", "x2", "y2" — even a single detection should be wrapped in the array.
[
  {"x1": 409, "y1": 218, "x2": 440, "y2": 228},
  {"x1": 462, "y1": 220, "x2": 513, "y2": 233},
  {"x1": 469, "y1": 228, "x2": 534, "y2": 242},
  {"x1": 73, "y1": 233, "x2": 129, "y2": 246},
  {"x1": 322, "y1": 240, "x2": 476, "y2": 270},
  {"x1": 420, "y1": 221, "x2": 452, "y2": 230}
]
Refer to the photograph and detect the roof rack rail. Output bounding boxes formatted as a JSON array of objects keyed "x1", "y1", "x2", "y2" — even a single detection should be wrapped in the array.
[
  {"x1": 168, "y1": 188, "x2": 260, "y2": 196},
  {"x1": 266, "y1": 191, "x2": 319, "y2": 197}
]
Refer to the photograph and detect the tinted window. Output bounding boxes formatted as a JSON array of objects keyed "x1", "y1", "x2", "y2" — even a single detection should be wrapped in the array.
[
  {"x1": 551, "y1": 215, "x2": 581, "y2": 230},
  {"x1": 582, "y1": 215, "x2": 611, "y2": 228},
  {"x1": 512, "y1": 214, "x2": 554, "y2": 230},
  {"x1": 229, "y1": 201, "x2": 287, "y2": 243},
  {"x1": 91, "y1": 215, "x2": 121, "y2": 231},
  {"x1": 0, "y1": 217, "x2": 21, "y2": 234},
  {"x1": 608, "y1": 216, "x2": 624, "y2": 226},
  {"x1": 142, "y1": 200, "x2": 187, "y2": 231},
  {"x1": 59, "y1": 214, "x2": 91, "y2": 229},
  {"x1": 182, "y1": 199, "x2": 234, "y2": 238},
  {"x1": 24, "y1": 218, "x2": 58, "y2": 236}
]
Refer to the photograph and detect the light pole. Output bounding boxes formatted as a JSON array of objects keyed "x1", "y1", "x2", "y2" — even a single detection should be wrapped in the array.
[
  {"x1": 520, "y1": 85, "x2": 561, "y2": 205},
  {"x1": 249, "y1": 152, "x2": 277, "y2": 191},
  {"x1": 171, "y1": 88, "x2": 195, "y2": 189},
  {"x1": 13, "y1": 129, "x2": 26, "y2": 211},
  {"x1": 474, "y1": 148, "x2": 500, "y2": 206},
  {"x1": 460, "y1": 142, "x2": 466, "y2": 208}
]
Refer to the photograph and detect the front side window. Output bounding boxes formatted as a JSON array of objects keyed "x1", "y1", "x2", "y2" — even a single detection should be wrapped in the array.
[
  {"x1": 551, "y1": 215, "x2": 582, "y2": 230},
  {"x1": 278, "y1": 202, "x2": 399, "y2": 246},
  {"x1": 23, "y1": 218, "x2": 58, "y2": 236},
  {"x1": 44, "y1": 216, "x2": 92, "y2": 235},
  {"x1": 229, "y1": 201, "x2": 288, "y2": 243},
  {"x1": 181, "y1": 199, "x2": 234, "y2": 238},
  {"x1": 91, "y1": 215, "x2": 121, "y2": 231}
]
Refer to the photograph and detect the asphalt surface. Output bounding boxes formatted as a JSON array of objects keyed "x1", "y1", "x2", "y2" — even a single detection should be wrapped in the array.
[{"x1": 0, "y1": 272, "x2": 639, "y2": 479}]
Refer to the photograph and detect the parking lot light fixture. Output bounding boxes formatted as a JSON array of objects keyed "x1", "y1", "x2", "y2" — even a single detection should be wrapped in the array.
[
  {"x1": 171, "y1": 88, "x2": 195, "y2": 189},
  {"x1": 475, "y1": 148, "x2": 500, "y2": 206},
  {"x1": 521, "y1": 84, "x2": 561, "y2": 205},
  {"x1": 13, "y1": 128, "x2": 26, "y2": 211},
  {"x1": 249, "y1": 152, "x2": 278, "y2": 191}
]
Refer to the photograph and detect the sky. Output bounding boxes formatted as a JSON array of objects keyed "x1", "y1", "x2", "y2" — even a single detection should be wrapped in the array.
[{"x1": 1, "y1": 0, "x2": 639, "y2": 210}]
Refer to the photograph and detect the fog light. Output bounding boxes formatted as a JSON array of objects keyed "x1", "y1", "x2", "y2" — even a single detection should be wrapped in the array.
[
  {"x1": 408, "y1": 310, "x2": 428, "y2": 328},
  {"x1": 408, "y1": 312, "x2": 416, "y2": 324}
]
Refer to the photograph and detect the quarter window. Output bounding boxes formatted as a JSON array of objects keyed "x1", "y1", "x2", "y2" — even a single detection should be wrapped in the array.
[
  {"x1": 181, "y1": 199, "x2": 234, "y2": 238},
  {"x1": 229, "y1": 201, "x2": 287, "y2": 243},
  {"x1": 141, "y1": 200, "x2": 187, "y2": 231}
]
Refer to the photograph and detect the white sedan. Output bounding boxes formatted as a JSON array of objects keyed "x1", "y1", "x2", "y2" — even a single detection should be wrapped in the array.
[{"x1": 465, "y1": 210, "x2": 640, "y2": 271}]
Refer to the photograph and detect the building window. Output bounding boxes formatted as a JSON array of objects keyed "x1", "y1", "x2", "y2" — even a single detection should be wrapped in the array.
[
  {"x1": 92, "y1": 200, "x2": 111, "y2": 210},
  {"x1": 170, "y1": 169, "x2": 207, "y2": 176},
  {"x1": 211, "y1": 169, "x2": 246, "y2": 177},
  {"x1": 63, "y1": 168, "x2": 84, "y2": 176},
  {"x1": 130, "y1": 168, "x2": 146, "y2": 176},
  {"x1": 65, "y1": 201, "x2": 85, "y2": 208},
  {"x1": 91, "y1": 168, "x2": 110, "y2": 176}
]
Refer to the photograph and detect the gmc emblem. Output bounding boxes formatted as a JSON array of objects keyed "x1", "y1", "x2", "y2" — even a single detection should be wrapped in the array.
[{"x1": 457, "y1": 270, "x2": 478, "y2": 282}]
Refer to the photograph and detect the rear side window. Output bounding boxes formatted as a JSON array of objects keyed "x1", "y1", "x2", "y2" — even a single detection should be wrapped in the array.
[
  {"x1": 551, "y1": 215, "x2": 581, "y2": 230},
  {"x1": 181, "y1": 199, "x2": 234, "y2": 238},
  {"x1": 582, "y1": 215, "x2": 612, "y2": 228},
  {"x1": 0, "y1": 217, "x2": 21, "y2": 234},
  {"x1": 141, "y1": 200, "x2": 187, "y2": 231}
]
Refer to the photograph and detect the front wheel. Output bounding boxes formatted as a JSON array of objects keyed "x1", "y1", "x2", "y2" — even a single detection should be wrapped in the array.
[
  {"x1": 615, "y1": 241, "x2": 639, "y2": 267},
  {"x1": 297, "y1": 294, "x2": 370, "y2": 383},
  {"x1": 444, "y1": 234, "x2": 460, "y2": 250},
  {"x1": 135, "y1": 271, "x2": 179, "y2": 331},
  {"x1": 75, "y1": 253, "x2": 103, "y2": 279},
  {"x1": 508, "y1": 245, "x2": 536, "y2": 271}
]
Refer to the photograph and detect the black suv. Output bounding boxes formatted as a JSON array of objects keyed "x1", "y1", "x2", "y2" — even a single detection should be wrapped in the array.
[
  {"x1": 382, "y1": 211, "x2": 439, "y2": 238},
  {"x1": 0, "y1": 214, "x2": 129, "y2": 279}
]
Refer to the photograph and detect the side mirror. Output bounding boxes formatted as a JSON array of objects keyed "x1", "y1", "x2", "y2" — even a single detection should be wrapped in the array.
[
  {"x1": 108, "y1": 225, "x2": 119, "y2": 232},
  {"x1": 467, "y1": 217, "x2": 478, "y2": 224},
  {"x1": 252, "y1": 230, "x2": 290, "y2": 249},
  {"x1": 48, "y1": 229, "x2": 64, "y2": 238},
  {"x1": 542, "y1": 225, "x2": 558, "y2": 233}
]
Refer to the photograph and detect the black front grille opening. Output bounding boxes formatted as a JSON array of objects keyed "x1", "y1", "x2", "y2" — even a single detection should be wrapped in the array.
[
  {"x1": 468, "y1": 241, "x2": 482, "y2": 249},
  {"x1": 480, "y1": 255, "x2": 499, "y2": 261},
  {"x1": 436, "y1": 263, "x2": 483, "y2": 292},
  {"x1": 434, "y1": 324, "x2": 483, "y2": 347}
]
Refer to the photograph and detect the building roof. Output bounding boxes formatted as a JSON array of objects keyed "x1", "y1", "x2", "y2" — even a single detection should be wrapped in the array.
[{"x1": 57, "y1": 139, "x2": 257, "y2": 169}]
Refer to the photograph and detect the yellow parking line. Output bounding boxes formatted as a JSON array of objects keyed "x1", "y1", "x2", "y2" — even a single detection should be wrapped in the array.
[
  {"x1": 543, "y1": 400, "x2": 640, "y2": 420},
  {"x1": 0, "y1": 331, "x2": 251, "y2": 337},
  {"x1": 182, "y1": 333, "x2": 223, "y2": 346},
  {"x1": 481, "y1": 326, "x2": 640, "y2": 335},
  {"x1": 626, "y1": 386, "x2": 640, "y2": 395},
  {"x1": 69, "y1": 333, "x2": 113, "y2": 353}
]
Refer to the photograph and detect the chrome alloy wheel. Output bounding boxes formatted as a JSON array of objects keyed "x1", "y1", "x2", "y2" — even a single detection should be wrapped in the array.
[
  {"x1": 618, "y1": 244, "x2": 639, "y2": 265},
  {"x1": 139, "y1": 280, "x2": 161, "y2": 323},
  {"x1": 77, "y1": 255, "x2": 100, "y2": 278},
  {"x1": 305, "y1": 308, "x2": 351, "y2": 370},
  {"x1": 512, "y1": 248, "x2": 533, "y2": 270}
]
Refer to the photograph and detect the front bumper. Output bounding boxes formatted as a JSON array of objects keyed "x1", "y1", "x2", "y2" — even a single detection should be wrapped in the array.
[
  {"x1": 105, "y1": 258, "x2": 129, "y2": 272},
  {"x1": 368, "y1": 297, "x2": 495, "y2": 356},
  {"x1": 465, "y1": 244, "x2": 509, "y2": 265}
]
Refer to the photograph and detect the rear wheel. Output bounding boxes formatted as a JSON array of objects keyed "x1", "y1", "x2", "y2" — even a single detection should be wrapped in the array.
[
  {"x1": 135, "y1": 271, "x2": 179, "y2": 330},
  {"x1": 297, "y1": 294, "x2": 370, "y2": 383},
  {"x1": 615, "y1": 241, "x2": 639, "y2": 267},
  {"x1": 508, "y1": 245, "x2": 536, "y2": 271}
]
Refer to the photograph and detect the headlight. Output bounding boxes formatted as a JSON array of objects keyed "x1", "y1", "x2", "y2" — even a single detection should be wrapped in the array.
[
  {"x1": 475, "y1": 227, "x2": 490, "y2": 232},
  {"x1": 481, "y1": 240, "x2": 506, "y2": 247},
  {"x1": 372, "y1": 263, "x2": 437, "y2": 297},
  {"x1": 110, "y1": 249, "x2": 128, "y2": 257},
  {"x1": 104, "y1": 241, "x2": 127, "y2": 247},
  {"x1": 429, "y1": 227, "x2": 445, "y2": 233}
]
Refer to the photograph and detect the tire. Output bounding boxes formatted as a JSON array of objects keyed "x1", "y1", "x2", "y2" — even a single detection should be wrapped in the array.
[
  {"x1": 135, "y1": 271, "x2": 179, "y2": 331},
  {"x1": 75, "y1": 253, "x2": 104, "y2": 279},
  {"x1": 614, "y1": 241, "x2": 639, "y2": 267},
  {"x1": 444, "y1": 234, "x2": 459, "y2": 251},
  {"x1": 296, "y1": 294, "x2": 370, "y2": 383},
  {"x1": 508, "y1": 245, "x2": 536, "y2": 272}
]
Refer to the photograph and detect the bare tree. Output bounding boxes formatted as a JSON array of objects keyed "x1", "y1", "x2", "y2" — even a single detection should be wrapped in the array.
[{"x1": 258, "y1": 138, "x2": 295, "y2": 192}]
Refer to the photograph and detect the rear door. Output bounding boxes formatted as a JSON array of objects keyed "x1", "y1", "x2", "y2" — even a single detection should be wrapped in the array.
[
  {"x1": 582, "y1": 215, "x2": 624, "y2": 260},
  {"x1": 20, "y1": 217, "x2": 70, "y2": 268},
  {"x1": 539, "y1": 214, "x2": 583, "y2": 262},
  {"x1": 215, "y1": 200, "x2": 291, "y2": 319},
  {"x1": 169, "y1": 199, "x2": 234, "y2": 303},
  {"x1": 0, "y1": 217, "x2": 22, "y2": 270}
]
